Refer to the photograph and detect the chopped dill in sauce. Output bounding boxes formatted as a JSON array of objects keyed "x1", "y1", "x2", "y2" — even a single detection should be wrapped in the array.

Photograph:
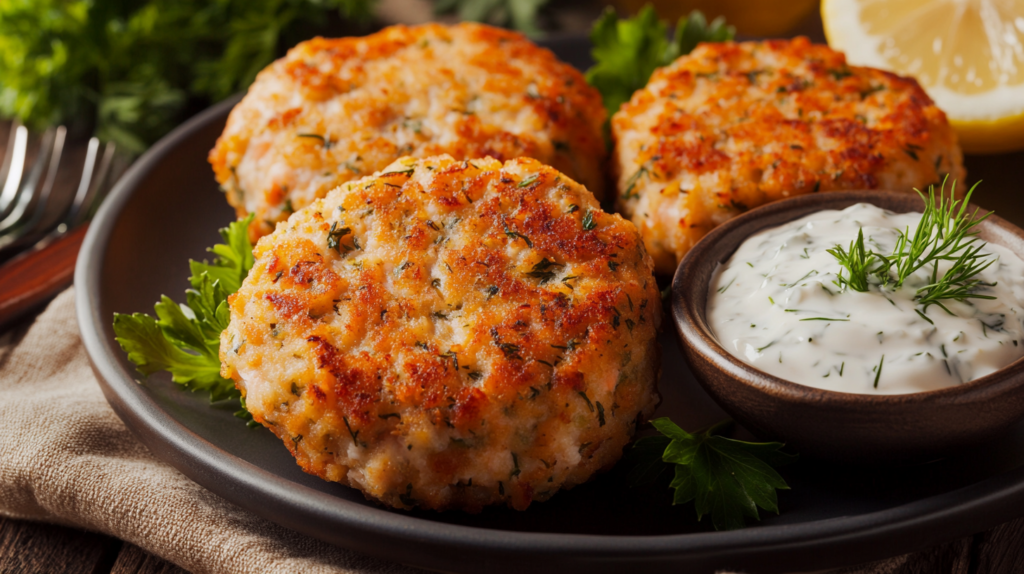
[{"x1": 707, "y1": 202, "x2": 1024, "y2": 394}]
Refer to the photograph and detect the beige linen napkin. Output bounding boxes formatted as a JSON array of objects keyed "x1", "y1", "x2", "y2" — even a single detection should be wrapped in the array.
[
  {"x1": 0, "y1": 288, "x2": 423, "y2": 574},
  {"x1": 0, "y1": 287, "x2": 906, "y2": 574}
]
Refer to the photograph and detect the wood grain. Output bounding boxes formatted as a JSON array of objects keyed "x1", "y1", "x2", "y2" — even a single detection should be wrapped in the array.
[
  {"x1": 0, "y1": 224, "x2": 88, "y2": 331},
  {"x1": 6, "y1": 511, "x2": 1023, "y2": 574},
  {"x1": 110, "y1": 544, "x2": 189, "y2": 574},
  {"x1": 894, "y1": 536, "x2": 973, "y2": 574},
  {"x1": 974, "y1": 516, "x2": 1024, "y2": 573},
  {"x1": 0, "y1": 516, "x2": 120, "y2": 574}
]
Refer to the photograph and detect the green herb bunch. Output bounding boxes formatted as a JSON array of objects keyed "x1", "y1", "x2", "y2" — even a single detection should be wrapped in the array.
[
  {"x1": 586, "y1": 6, "x2": 735, "y2": 117},
  {"x1": 828, "y1": 181, "x2": 996, "y2": 316},
  {"x1": 626, "y1": 418, "x2": 795, "y2": 530},
  {"x1": 0, "y1": 0, "x2": 374, "y2": 155},
  {"x1": 113, "y1": 215, "x2": 255, "y2": 423},
  {"x1": 434, "y1": 0, "x2": 548, "y2": 37}
]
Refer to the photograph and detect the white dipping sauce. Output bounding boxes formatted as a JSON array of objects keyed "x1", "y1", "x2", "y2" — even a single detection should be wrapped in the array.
[{"x1": 707, "y1": 203, "x2": 1024, "y2": 394}]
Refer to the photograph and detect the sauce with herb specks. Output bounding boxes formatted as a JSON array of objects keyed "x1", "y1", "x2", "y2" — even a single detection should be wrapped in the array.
[{"x1": 708, "y1": 203, "x2": 1024, "y2": 394}]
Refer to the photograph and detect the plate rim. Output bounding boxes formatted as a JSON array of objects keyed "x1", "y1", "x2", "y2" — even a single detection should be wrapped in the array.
[{"x1": 75, "y1": 71, "x2": 1024, "y2": 574}]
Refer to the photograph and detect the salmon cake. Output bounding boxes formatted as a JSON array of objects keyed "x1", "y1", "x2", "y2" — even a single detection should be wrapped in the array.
[
  {"x1": 210, "y1": 23, "x2": 607, "y2": 241},
  {"x1": 612, "y1": 37, "x2": 966, "y2": 274},
  {"x1": 220, "y1": 155, "x2": 661, "y2": 512}
]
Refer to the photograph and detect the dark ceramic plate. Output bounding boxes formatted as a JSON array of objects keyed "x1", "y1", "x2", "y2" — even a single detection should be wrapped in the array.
[{"x1": 76, "y1": 37, "x2": 1024, "y2": 573}]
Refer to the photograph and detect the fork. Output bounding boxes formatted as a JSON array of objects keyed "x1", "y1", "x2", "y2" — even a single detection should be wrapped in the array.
[
  {"x1": 0, "y1": 121, "x2": 121, "y2": 329},
  {"x1": 0, "y1": 123, "x2": 67, "y2": 258}
]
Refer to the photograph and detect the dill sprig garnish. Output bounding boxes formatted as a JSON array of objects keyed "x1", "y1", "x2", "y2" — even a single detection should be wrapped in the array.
[
  {"x1": 827, "y1": 228, "x2": 876, "y2": 292},
  {"x1": 914, "y1": 243, "x2": 997, "y2": 314},
  {"x1": 881, "y1": 180, "x2": 992, "y2": 290},
  {"x1": 828, "y1": 180, "x2": 996, "y2": 313}
]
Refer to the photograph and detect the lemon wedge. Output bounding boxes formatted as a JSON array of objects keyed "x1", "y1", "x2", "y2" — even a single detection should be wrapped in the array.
[{"x1": 822, "y1": 0, "x2": 1024, "y2": 154}]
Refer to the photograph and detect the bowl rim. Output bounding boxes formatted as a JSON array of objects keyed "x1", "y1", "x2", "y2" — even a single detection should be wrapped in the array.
[{"x1": 671, "y1": 189, "x2": 1024, "y2": 406}]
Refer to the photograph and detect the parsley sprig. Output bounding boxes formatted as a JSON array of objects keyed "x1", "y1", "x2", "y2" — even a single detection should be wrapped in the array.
[
  {"x1": 113, "y1": 215, "x2": 255, "y2": 424},
  {"x1": 828, "y1": 181, "x2": 996, "y2": 315},
  {"x1": 626, "y1": 418, "x2": 795, "y2": 531},
  {"x1": 586, "y1": 7, "x2": 735, "y2": 117}
]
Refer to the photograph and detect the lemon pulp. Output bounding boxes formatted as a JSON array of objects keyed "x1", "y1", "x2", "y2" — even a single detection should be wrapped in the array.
[{"x1": 824, "y1": 0, "x2": 1024, "y2": 153}]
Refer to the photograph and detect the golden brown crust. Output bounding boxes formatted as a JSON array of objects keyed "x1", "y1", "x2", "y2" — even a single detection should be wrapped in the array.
[
  {"x1": 613, "y1": 37, "x2": 966, "y2": 274},
  {"x1": 209, "y1": 23, "x2": 607, "y2": 242},
  {"x1": 221, "y1": 156, "x2": 660, "y2": 512}
]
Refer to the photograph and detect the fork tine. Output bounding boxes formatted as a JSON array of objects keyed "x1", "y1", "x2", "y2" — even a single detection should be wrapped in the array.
[
  {"x1": 0, "y1": 121, "x2": 19, "y2": 197},
  {"x1": 0, "y1": 128, "x2": 54, "y2": 236},
  {"x1": 0, "y1": 127, "x2": 124, "y2": 263},
  {"x1": 31, "y1": 138, "x2": 119, "y2": 257},
  {"x1": 69, "y1": 140, "x2": 116, "y2": 228},
  {"x1": 24, "y1": 125, "x2": 68, "y2": 229},
  {"x1": 58, "y1": 137, "x2": 101, "y2": 233},
  {"x1": 0, "y1": 127, "x2": 64, "y2": 254},
  {"x1": 0, "y1": 123, "x2": 28, "y2": 218}
]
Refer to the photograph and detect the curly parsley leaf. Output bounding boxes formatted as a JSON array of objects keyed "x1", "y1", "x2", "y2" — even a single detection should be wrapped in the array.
[
  {"x1": 626, "y1": 417, "x2": 795, "y2": 531},
  {"x1": 114, "y1": 215, "x2": 256, "y2": 423},
  {"x1": 664, "y1": 9, "x2": 735, "y2": 62},
  {"x1": 188, "y1": 210, "x2": 256, "y2": 295},
  {"x1": 112, "y1": 310, "x2": 226, "y2": 392},
  {"x1": 624, "y1": 434, "x2": 672, "y2": 485},
  {"x1": 586, "y1": 6, "x2": 735, "y2": 117}
]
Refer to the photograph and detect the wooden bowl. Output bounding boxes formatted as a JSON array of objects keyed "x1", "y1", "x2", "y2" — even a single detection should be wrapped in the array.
[{"x1": 671, "y1": 190, "x2": 1024, "y2": 463}]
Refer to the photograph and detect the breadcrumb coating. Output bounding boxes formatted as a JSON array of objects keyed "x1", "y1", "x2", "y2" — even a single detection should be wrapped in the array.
[
  {"x1": 612, "y1": 37, "x2": 966, "y2": 274},
  {"x1": 210, "y1": 23, "x2": 607, "y2": 241},
  {"x1": 220, "y1": 155, "x2": 661, "y2": 511}
]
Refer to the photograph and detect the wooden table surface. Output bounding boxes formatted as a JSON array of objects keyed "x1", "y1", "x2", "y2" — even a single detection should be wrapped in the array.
[
  {"x1": 2, "y1": 499, "x2": 1024, "y2": 573},
  {"x1": 5, "y1": 4, "x2": 1024, "y2": 573},
  {"x1": 0, "y1": 517, "x2": 185, "y2": 574}
]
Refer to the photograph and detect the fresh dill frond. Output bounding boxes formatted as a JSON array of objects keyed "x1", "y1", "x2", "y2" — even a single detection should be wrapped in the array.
[
  {"x1": 915, "y1": 242, "x2": 997, "y2": 314},
  {"x1": 827, "y1": 179, "x2": 996, "y2": 311},
  {"x1": 827, "y1": 228, "x2": 876, "y2": 292},
  {"x1": 884, "y1": 179, "x2": 992, "y2": 289}
]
